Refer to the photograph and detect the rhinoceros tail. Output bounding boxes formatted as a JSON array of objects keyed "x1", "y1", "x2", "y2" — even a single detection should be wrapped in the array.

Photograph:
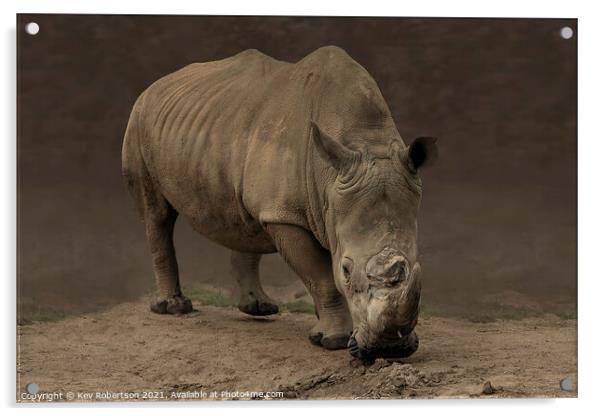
[{"x1": 121, "y1": 97, "x2": 151, "y2": 221}]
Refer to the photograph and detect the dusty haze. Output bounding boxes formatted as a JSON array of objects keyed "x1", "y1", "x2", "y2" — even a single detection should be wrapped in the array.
[{"x1": 17, "y1": 15, "x2": 576, "y2": 317}]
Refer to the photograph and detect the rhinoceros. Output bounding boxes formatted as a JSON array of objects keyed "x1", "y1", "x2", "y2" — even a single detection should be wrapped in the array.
[{"x1": 122, "y1": 46, "x2": 437, "y2": 360}]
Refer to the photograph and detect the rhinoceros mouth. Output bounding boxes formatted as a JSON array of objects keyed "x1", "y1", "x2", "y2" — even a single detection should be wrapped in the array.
[{"x1": 348, "y1": 331, "x2": 419, "y2": 363}]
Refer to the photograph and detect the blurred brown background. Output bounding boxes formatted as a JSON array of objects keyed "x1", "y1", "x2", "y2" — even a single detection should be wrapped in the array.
[{"x1": 17, "y1": 15, "x2": 577, "y2": 317}]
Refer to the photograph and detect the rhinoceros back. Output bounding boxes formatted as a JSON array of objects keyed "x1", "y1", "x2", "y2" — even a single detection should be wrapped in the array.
[
  {"x1": 124, "y1": 50, "x2": 303, "y2": 252},
  {"x1": 123, "y1": 47, "x2": 399, "y2": 252}
]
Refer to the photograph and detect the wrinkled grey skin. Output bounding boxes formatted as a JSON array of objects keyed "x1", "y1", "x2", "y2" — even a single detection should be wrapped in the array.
[{"x1": 122, "y1": 46, "x2": 437, "y2": 361}]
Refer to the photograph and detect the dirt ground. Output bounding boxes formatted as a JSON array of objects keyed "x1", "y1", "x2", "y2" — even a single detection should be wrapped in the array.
[{"x1": 17, "y1": 298, "x2": 577, "y2": 402}]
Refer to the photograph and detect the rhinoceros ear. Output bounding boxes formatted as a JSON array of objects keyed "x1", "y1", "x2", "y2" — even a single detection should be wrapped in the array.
[
  {"x1": 407, "y1": 137, "x2": 438, "y2": 172},
  {"x1": 310, "y1": 121, "x2": 357, "y2": 170}
]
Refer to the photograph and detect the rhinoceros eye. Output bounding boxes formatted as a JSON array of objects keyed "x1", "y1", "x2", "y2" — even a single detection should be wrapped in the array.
[{"x1": 342, "y1": 257, "x2": 354, "y2": 281}]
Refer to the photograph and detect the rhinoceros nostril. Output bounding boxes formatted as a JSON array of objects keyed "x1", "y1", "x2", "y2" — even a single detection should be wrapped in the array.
[
  {"x1": 379, "y1": 258, "x2": 406, "y2": 285},
  {"x1": 397, "y1": 260, "x2": 408, "y2": 281},
  {"x1": 366, "y1": 249, "x2": 410, "y2": 285}
]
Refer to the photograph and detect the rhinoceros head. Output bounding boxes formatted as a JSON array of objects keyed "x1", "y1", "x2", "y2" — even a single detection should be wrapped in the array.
[{"x1": 311, "y1": 121, "x2": 437, "y2": 361}]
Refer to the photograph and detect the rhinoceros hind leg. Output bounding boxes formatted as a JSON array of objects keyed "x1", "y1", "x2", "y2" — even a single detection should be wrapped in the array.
[
  {"x1": 127, "y1": 177, "x2": 192, "y2": 314},
  {"x1": 142, "y1": 202, "x2": 193, "y2": 315},
  {"x1": 231, "y1": 251, "x2": 279, "y2": 316},
  {"x1": 266, "y1": 224, "x2": 352, "y2": 350},
  {"x1": 142, "y1": 198, "x2": 193, "y2": 315}
]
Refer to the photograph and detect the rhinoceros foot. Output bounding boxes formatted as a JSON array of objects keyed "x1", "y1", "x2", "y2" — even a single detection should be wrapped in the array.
[
  {"x1": 312, "y1": 333, "x2": 350, "y2": 350},
  {"x1": 150, "y1": 295, "x2": 194, "y2": 315},
  {"x1": 238, "y1": 298, "x2": 279, "y2": 316},
  {"x1": 309, "y1": 327, "x2": 351, "y2": 350}
]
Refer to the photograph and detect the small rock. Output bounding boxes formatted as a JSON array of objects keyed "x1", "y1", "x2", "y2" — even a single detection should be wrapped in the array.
[
  {"x1": 283, "y1": 390, "x2": 297, "y2": 399},
  {"x1": 349, "y1": 357, "x2": 364, "y2": 368},
  {"x1": 482, "y1": 381, "x2": 496, "y2": 395},
  {"x1": 370, "y1": 358, "x2": 393, "y2": 371}
]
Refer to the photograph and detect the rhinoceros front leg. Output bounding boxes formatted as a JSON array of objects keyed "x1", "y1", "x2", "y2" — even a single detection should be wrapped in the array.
[
  {"x1": 231, "y1": 251, "x2": 279, "y2": 316},
  {"x1": 266, "y1": 224, "x2": 352, "y2": 350}
]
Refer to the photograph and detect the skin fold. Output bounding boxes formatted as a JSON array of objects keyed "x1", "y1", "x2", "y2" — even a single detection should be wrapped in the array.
[{"x1": 122, "y1": 46, "x2": 437, "y2": 359}]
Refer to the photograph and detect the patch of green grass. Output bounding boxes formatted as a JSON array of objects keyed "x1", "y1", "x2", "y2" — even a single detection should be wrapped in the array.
[
  {"x1": 186, "y1": 286, "x2": 235, "y2": 307},
  {"x1": 554, "y1": 309, "x2": 577, "y2": 320},
  {"x1": 419, "y1": 301, "x2": 547, "y2": 322},
  {"x1": 419, "y1": 302, "x2": 444, "y2": 319},
  {"x1": 183, "y1": 287, "x2": 576, "y2": 322},
  {"x1": 477, "y1": 303, "x2": 544, "y2": 321},
  {"x1": 185, "y1": 286, "x2": 316, "y2": 314},
  {"x1": 280, "y1": 300, "x2": 316, "y2": 315},
  {"x1": 19, "y1": 305, "x2": 67, "y2": 323}
]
